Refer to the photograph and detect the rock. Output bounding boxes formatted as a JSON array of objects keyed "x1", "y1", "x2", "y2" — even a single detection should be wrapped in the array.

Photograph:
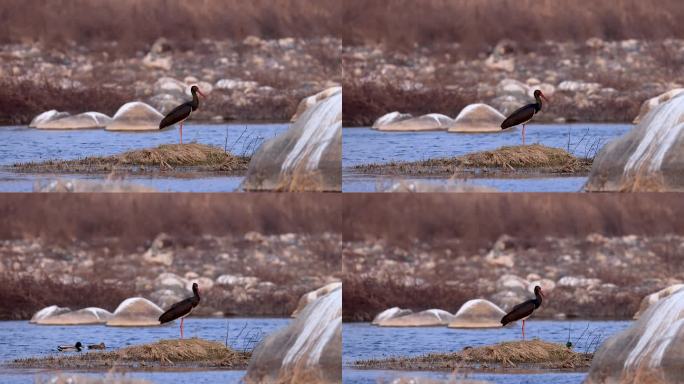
[
  {"x1": 634, "y1": 284, "x2": 684, "y2": 319},
  {"x1": 388, "y1": 379, "x2": 487, "y2": 384},
  {"x1": 241, "y1": 87, "x2": 341, "y2": 192},
  {"x1": 448, "y1": 299, "x2": 507, "y2": 328},
  {"x1": 496, "y1": 274, "x2": 529, "y2": 293},
  {"x1": 585, "y1": 92, "x2": 684, "y2": 191},
  {"x1": 557, "y1": 276, "x2": 602, "y2": 288},
  {"x1": 558, "y1": 80, "x2": 601, "y2": 93},
  {"x1": 216, "y1": 274, "x2": 260, "y2": 287},
  {"x1": 29, "y1": 110, "x2": 70, "y2": 128},
  {"x1": 244, "y1": 284, "x2": 340, "y2": 384},
  {"x1": 30, "y1": 305, "x2": 71, "y2": 324},
  {"x1": 496, "y1": 79, "x2": 530, "y2": 98},
  {"x1": 448, "y1": 104, "x2": 506, "y2": 133},
  {"x1": 373, "y1": 113, "x2": 453, "y2": 131},
  {"x1": 155, "y1": 272, "x2": 188, "y2": 290},
  {"x1": 215, "y1": 79, "x2": 259, "y2": 92},
  {"x1": 371, "y1": 307, "x2": 414, "y2": 325},
  {"x1": 485, "y1": 236, "x2": 516, "y2": 268},
  {"x1": 371, "y1": 111, "x2": 413, "y2": 129},
  {"x1": 106, "y1": 298, "x2": 164, "y2": 327},
  {"x1": 36, "y1": 307, "x2": 113, "y2": 325},
  {"x1": 585, "y1": 288, "x2": 684, "y2": 384},
  {"x1": 143, "y1": 234, "x2": 174, "y2": 266},
  {"x1": 142, "y1": 52, "x2": 172, "y2": 71},
  {"x1": 105, "y1": 102, "x2": 164, "y2": 131},
  {"x1": 33, "y1": 112, "x2": 111, "y2": 130},
  {"x1": 376, "y1": 309, "x2": 455, "y2": 327},
  {"x1": 633, "y1": 89, "x2": 684, "y2": 124},
  {"x1": 291, "y1": 282, "x2": 342, "y2": 317}
]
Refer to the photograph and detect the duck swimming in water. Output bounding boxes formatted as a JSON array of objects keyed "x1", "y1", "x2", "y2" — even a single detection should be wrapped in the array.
[
  {"x1": 88, "y1": 342, "x2": 106, "y2": 350},
  {"x1": 57, "y1": 342, "x2": 83, "y2": 352}
]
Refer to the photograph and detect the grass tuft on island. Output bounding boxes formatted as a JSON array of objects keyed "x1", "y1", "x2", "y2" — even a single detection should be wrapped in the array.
[
  {"x1": 353, "y1": 340, "x2": 592, "y2": 372},
  {"x1": 11, "y1": 338, "x2": 251, "y2": 370},
  {"x1": 353, "y1": 144, "x2": 592, "y2": 177},
  {"x1": 10, "y1": 144, "x2": 251, "y2": 174}
]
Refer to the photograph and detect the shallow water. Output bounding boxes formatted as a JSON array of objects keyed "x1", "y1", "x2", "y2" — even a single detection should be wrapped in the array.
[
  {"x1": 342, "y1": 124, "x2": 631, "y2": 192},
  {"x1": 0, "y1": 317, "x2": 289, "y2": 383},
  {"x1": 344, "y1": 369, "x2": 587, "y2": 384},
  {"x1": 342, "y1": 175, "x2": 588, "y2": 192},
  {"x1": 0, "y1": 124, "x2": 288, "y2": 192},
  {"x1": 342, "y1": 320, "x2": 631, "y2": 384}
]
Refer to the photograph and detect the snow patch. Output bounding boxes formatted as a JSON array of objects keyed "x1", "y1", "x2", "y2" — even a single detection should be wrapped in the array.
[
  {"x1": 112, "y1": 102, "x2": 162, "y2": 120},
  {"x1": 113, "y1": 297, "x2": 162, "y2": 315}
]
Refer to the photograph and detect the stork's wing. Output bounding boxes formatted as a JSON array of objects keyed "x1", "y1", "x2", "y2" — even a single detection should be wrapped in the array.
[
  {"x1": 500, "y1": 300, "x2": 535, "y2": 325},
  {"x1": 159, "y1": 297, "x2": 194, "y2": 323},
  {"x1": 501, "y1": 104, "x2": 535, "y2": 129},
  {"x1": 159, "y1": 102, "x2": 192, "y2": 129}
]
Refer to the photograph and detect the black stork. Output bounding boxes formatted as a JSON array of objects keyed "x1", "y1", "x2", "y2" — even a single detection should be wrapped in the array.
[
  {"x1": 159, "y1": 85, "x2": 206, "y2": 144},
  {"x1": 57, "y1": 342, "x2": 83, "y2": 352},
  {"x1": 500, "y1": 286, "x2": 544, "y2": 340},
  {"x1": 159, "y1": 282, "x2": 201, "y2": 339},
  {"x1": 500, "y1": 89, "x2": 549, "y2": 145}
]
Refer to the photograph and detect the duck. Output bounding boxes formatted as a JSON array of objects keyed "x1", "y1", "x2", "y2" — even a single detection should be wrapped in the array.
[
  {"x1": 87, "y1": 342, "x2": 106, "y2": 350},
  {"x1": 57, "y1": 342, "x2": 83, "y2": 352}
]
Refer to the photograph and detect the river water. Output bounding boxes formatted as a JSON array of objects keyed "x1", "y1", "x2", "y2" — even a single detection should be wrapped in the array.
[
  {"x1": 343, "y1": 320, "x2": 632, "y2": 384},
  {"x1": 342, "y1": 124, "x2": 632, "y2": 192},
  {"x1": 0, "y1": 317, "x2": 289, "y2": 383},
  {"x1": 0, "y1": 124, "x2": 288, "y2": 192}
]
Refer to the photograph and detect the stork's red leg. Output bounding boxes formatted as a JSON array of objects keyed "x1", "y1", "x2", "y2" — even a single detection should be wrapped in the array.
[
  {"x1": 180, "y1": 317, "x2": 184, "y2": 339},
  {"x1": 180, "y1": 122, "x2": 183, "y2": 145},
  {"x1": 522, "y1": 125, "x2": 526, "y2": 146},
  {"x1": 522, "y1": 319, "x2": 526, "y2": 340}
]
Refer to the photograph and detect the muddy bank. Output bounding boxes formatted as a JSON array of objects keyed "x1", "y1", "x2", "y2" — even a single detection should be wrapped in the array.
[
  {"x1": 1, "y1": 36, "x2": 340, "y2": 125},
  {"x1": 8, "y1": 144, "x2": 250, "y2": 175},
  {"x1": 343, "y1": 38, "x2": 684, "y2": 126},
  {"x1": 353, "y1": 340, "x2": 591, "y2": 372},
  {"x1": 351, "y1": 145, "x2": 591, "y2": 177},
  {"x1": 0, "y1": 230, "x2": 341, "y2": 320},
  {"x1": 343, "y1": 234, "x2": 684, "y2": 321},
  {"x1": 10, "y1": 338, "x2": 250, "y2": 370}
]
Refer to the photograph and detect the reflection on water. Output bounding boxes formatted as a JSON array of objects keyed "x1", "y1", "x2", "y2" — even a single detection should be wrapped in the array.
[
  {"x1": 0, "y1": 124, "x2": 288, "y2": 192},
  {"x1": 344, "y1": 369, "x2": 587, "y2": 384},
  {"x1": 0, "y1": 318, "x2": 288, "y2": 384}
]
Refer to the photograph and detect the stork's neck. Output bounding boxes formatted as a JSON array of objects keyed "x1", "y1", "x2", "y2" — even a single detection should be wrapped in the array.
[
  {"x1": 534, "y1": 94, "x2": 543, "y2": 112},
  {"x1": 190, "y1": 90, "x2": 200, "y2": 110},
  {"x1": 534, "y1": 291, "x2": 543, "y2": 308},
  {"x1": 193, "y1": 285, "x2": 201, "y2": 300}
]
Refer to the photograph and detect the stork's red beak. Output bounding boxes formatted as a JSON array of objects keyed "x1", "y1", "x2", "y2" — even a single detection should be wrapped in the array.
[
  {"x1": 197, "y1": 89, "x2": 206, "y2": 98},
  {"x1": 540, "y1": 92, "x2": 549, "y2": 102},
  {"x1": 540, "y1": 289, "x2": 545, "y2": 298}
]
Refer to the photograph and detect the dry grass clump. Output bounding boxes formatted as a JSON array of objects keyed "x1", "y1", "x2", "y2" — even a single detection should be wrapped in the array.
[
  {"x1": 457, "y1": 145, "x2": 582, "y2": 170},
  {"x1": 355, "y1": 340, "x2": 591, "y2": 370},
  {"x1": 12, "y1": 144, "x2": 250, "y2": 173},
  {"x1": 354, "y1": 144, "x2": 590, "y2": 176},
  {"x1": 13, "y1": 338, "x2": 250, "y2": 369}
]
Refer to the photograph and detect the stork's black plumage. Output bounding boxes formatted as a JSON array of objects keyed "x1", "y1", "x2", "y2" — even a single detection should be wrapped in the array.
[
  {"x1": 501, "y1": 286, "x2": 544, "y2": 340},
  {"x1": 159, "y1": 85, "x2": 205, "y2": 144},
  {"x1": 501, "y1": 89, "x2": 548, "y2": 145},
  {"x1": 159, "y1": 283, "x2": 200, "y2": 339}
]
